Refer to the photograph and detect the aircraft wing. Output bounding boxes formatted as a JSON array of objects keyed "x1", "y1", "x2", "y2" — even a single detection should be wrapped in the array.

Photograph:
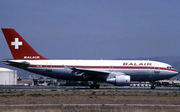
[
  {"x1": 63, "y1": 65, "x2": 110, "y2": 74},
  {"x1": 63, "y1": 65, "x2": 110, "y2": 79}
]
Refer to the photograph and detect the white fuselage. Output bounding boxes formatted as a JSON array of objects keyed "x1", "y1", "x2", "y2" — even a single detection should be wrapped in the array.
[
  {"x1": 2, "y1": 28, "x2": 179, "y2": 88},
  {"x1": 9, "y1": 59, "x2": 179, "y2": 82}
]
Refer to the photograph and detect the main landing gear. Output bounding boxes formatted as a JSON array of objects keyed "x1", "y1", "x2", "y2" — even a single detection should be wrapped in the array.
[
  {"x1": 90, "y1": 84, "x2": 100, "y2": 89},
  {"x1": 90, "y1": 78, "x2": 100, "y2": 89}
]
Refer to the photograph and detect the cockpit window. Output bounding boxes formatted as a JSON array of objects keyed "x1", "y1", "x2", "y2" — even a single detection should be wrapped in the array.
[{"x1": 167, "y1": 66, "x2": 172, "y2": 69}]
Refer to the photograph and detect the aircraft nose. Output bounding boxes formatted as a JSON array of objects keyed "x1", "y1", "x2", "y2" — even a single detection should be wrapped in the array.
[
  {"x1": 170, "y1": 69, "x2": 179, "y2": 77},
  {"x1": 175, "y1": 69, "x2": 179, "y2": 75},
  {"x1": 175, "y1": 69, "x2": 179, "y2": 74}
]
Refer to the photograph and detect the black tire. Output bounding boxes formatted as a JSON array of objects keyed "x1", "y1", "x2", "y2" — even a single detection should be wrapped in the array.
[
  {"x1": 95, "y1": 85, "x2": 100, "y2": 89},
  {"x1": 90, "y1": 84, "x2": 100, "y2": 89},
  {"x1": 90, "y1": 85, "x2": 94, "y2": 89},
  {"x1": 151, "y1": 86, "x2": 155, "y2": 89}
]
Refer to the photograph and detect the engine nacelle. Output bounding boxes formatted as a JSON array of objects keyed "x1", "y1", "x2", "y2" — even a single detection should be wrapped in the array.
[{"x1": 106, "y1": 75, "x2": 130, "y2": 86}]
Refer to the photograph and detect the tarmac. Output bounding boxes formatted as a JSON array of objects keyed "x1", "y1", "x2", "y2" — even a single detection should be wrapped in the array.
[{"x1": 0, "y1": 86, "x2": 180, "y2": 92}]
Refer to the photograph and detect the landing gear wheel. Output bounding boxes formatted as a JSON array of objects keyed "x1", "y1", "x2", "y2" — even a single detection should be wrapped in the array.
[
  {"x1": 90, "y1": 84, "x2": 100, "y2": 89},
  {"x1": 90, "y1": 85, "x2": 94, "y2": 89},
  {"x1": 95, "y1": 84, "x2": 99, "y2": 89},
  {"x1": 151, "y1": 86, "x2": 155, "y2": 89},
  {"x1": 150, "y1": 81, "x2": 156, "y2": 90}
]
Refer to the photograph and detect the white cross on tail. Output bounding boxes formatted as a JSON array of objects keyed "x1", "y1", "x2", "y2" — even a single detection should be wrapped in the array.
[{"x1": 11, "y1": 38, "x2": 22, "y2": 49}]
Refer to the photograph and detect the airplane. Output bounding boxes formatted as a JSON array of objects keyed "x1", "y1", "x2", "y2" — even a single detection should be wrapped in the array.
[{"x1": 1, "y1": 28, "x2": 179, "y2": 89}]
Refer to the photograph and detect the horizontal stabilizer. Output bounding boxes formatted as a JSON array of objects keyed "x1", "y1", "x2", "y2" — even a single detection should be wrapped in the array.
[{"x1": 1, "y1": 60, "x2": 30, "y2": 69}]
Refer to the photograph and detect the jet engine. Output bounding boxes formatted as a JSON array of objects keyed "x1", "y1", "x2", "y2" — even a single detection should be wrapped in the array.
[{"x1": 106, "y1": 75, "x2": 130, "y2": 86}]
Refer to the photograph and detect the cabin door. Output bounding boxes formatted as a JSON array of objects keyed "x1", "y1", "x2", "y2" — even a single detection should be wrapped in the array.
[
  {"x1": 153, "y1": 63, "x2": 160, "y2": 73},
  {"x1": 46, "y1": 62, "x2": 52, "y2": 72}
]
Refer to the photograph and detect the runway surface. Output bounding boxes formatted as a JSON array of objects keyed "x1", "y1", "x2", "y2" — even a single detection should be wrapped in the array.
[{"x1": 0, "y1": 86, "x2": 180, "y2": 92}]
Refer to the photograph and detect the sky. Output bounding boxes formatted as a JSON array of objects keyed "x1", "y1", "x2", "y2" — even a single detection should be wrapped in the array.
[{"x1": 0, "y1": 0, "x2": 180, "y2": 60}]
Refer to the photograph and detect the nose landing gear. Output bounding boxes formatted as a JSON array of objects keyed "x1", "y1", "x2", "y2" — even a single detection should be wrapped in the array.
[
  {"x1": 151, "y1": 81, "x2": 156, "y2": 89},
  {"x1": 151, "y1": 85, "x2": 155, "y2": 89}
]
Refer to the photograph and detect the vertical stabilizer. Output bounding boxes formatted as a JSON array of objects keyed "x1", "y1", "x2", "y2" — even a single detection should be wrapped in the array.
[{"x1": 1, "y1": 28, "x2": 48, "y2": 60}]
